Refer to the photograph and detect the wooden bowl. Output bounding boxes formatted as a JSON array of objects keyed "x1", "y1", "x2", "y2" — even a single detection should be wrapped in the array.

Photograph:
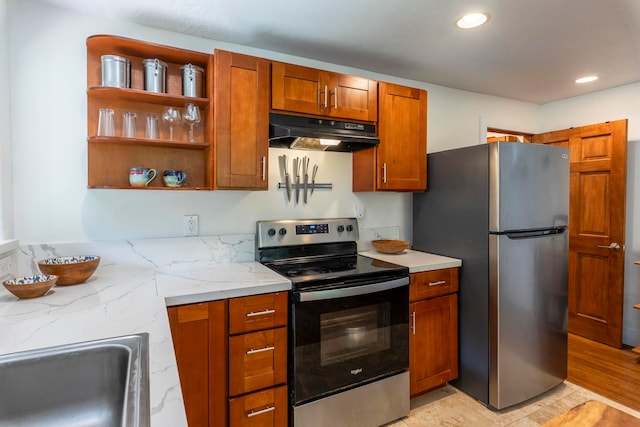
[
  {"x1": 3, "y1": 275, "x2": 58, "y2": 299},
  {"x1": 371, "y1": 240, "x2": 410, "y2": 254},
  {"x1": 38, "y1": 255, "x2": 100, "y2": 286}
]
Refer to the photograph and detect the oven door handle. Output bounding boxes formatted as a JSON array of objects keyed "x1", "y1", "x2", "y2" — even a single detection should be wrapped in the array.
[{"x1": 298, "y1": 277, "x2": 409, "y2": 302}]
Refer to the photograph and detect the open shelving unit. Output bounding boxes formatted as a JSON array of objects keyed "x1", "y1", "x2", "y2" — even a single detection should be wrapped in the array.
[{"x1": 86, "y1": 35, "x2": 213, "y2": 190}]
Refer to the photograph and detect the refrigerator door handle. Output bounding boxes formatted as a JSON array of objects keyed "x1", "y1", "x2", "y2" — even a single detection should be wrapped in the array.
[{"x1": 502, "y1": 227, "x2": 566, "y2": 239}]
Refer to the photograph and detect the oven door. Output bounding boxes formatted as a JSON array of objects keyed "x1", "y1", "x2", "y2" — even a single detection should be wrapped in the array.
[{"x1": 291, "y1": 276, "x2": 409, "y2": 405}]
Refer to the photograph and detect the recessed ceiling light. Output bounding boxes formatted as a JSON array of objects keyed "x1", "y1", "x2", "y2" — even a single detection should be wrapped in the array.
[
  {"x1": 456, "y1": 13, "x2": 490, "y2": 29},
  {"x1": 575, "y1": 75, "x2": 598, "y2": 84}
]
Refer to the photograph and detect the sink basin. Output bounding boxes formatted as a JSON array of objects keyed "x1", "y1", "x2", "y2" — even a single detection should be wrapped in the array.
[{"x1": 0, "y1": 333, "x2": 150, "y2": 427}]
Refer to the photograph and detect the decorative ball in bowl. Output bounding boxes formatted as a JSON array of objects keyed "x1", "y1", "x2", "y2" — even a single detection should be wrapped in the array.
[
  {"x1": 3, "y1": 275, "x2": 58, "y2": 299},
  {"x1": 38, "y1": 255, "x2": 100, "y2": 286},
  {"x1": 371, "y1": 240, "x2": 410, "y2": 254}
]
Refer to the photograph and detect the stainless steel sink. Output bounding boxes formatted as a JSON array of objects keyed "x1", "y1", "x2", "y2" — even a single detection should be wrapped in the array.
[{"x1": 0, "y1": 333, "x2": 150, "y2": 427}]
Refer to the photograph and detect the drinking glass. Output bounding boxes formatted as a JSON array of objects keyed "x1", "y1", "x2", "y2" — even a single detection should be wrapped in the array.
[
  {"x1": 183, "y1": 103, "x2": 201, "y2": 142},
  {"x1": 145, "y1": 114, "x2": 159, "y2": 139},
  {"x1": 162, "y1": 107, "x2": 181, "y2": 140},
  {"x1": 122, "y1": 111, "x2": 137, "y2": 138},
  {"x1": 97, "y1": 108, "x2": 115, "y2": 136}
]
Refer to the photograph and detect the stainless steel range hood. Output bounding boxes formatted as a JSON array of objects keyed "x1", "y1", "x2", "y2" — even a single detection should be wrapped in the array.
[{"x1": 269, "y1": 113, "x2": 379, "y2": 152}]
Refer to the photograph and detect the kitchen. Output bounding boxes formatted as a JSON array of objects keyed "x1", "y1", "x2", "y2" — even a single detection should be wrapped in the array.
[{"x1": 1, "y1": 0, "x2": 640, "y2": 426}]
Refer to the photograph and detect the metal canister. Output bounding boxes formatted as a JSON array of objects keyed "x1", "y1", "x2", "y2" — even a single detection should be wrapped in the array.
[
  {"x1": 143, "y1": 58, "x2": 167, "y2": 93},
  {"x1": 181, "y1": 64, "x2": 204, "y2": 97},
  {"x1": 101, "y1": 55, "x2": 130, "y2": 88}
]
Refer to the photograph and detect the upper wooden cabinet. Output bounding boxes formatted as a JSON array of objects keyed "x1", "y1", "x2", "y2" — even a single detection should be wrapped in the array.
[
  {"x1": 353, "y1": 82, "x2": 427, "y2": 192},
  {"x1": 271, "y1": 62, "x2": 377, "y2": 122},
  {"x1": 86, "y1": 35, "x2": 213, "y2": 190},
  {"x1": 213, "y1": 50, "x2": 270, "y2": 190}
]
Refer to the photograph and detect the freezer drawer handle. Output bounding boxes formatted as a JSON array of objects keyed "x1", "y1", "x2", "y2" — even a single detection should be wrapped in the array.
[
  {"x1": 247, "y1": 345, "x2": 275, "y2": 355},
  {"x1": 248, "y1": 405, "x2": 275, "y2": 418},
  {"x1": 246, "y1": 309, "x2": 276, "y2": 317},
  {"x1": 428, "y1": 280, "x2": 446, "y2": 287},
  {"x1": 597, "y1": 242, "x2": 620, "y2": 251}
]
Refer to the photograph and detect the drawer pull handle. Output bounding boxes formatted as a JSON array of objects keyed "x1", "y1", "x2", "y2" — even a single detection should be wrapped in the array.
[
  {"x1": 246, "y1": 309, "x2": 276, "y2": 317},
  {"x1": 428, "y1": 280, "x2": 446, "y2": 286},
  {"x1": 410, "y1": 311, "x2": 416, "y2": 335},
  {"x1": 248, "y1": 405, "x2": 275, "y2": 418},
  {"x1": 247, "y1": 345, "x2": 275, "y2": 355}
]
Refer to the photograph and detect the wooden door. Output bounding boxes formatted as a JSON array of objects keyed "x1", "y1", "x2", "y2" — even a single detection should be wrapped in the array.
[
  {"x1": 410, "y1": 294, "x2": 458, "y2": 396},
  {"x1": 167, "y1": 300, "x2": 228, "y2": 426},
  {"x1": 330, "y1": 73, "x2": 378, "y2": 121},
  {"x1": 532, "y1": 119, "x2": 628, "y2": 347},
  {"x1": 214, "y1": 50, "x2": 269, "y2": 189},
  {"x1": 271, "y1": 62, "x2": 324, "y2": 116}
]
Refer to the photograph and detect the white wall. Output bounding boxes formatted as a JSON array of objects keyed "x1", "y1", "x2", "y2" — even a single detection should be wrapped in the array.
[
  {"x1": 6, "y1": 0, "x2": 540, "y2": 245},
  {"x1": 540, "y1": 83, "x2": 640, "y2": 346},
  {"x1": 0, "y1": 0, "x2": 12, "y2": 239}
]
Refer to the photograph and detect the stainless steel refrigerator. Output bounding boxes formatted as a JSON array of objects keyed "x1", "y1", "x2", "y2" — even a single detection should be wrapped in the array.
[{"x1": 413, "y1": 142, "x2": 569, "y2": 410}]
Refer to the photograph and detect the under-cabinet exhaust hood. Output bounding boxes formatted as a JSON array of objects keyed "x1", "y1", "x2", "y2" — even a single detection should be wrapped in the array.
[{"x1": 269, "y1": 113, "x2": 379, "y2": 152}]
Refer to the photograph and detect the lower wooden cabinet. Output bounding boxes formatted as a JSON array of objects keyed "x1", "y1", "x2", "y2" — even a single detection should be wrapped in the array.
[
  {"x1": 167, "y1": 300, "x2": 228, "y2": 426},
  {"x1": 168, "y1": 292, "x2": 288, "y2": 426},
  {"x1": 229, "y1": 385, "x2": 288, "y2": 427},
  {"x1": 409, "y1": 268, "x2": 459, "y2": 397}
]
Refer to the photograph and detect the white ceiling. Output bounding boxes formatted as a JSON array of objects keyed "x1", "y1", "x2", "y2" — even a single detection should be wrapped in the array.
[{"x1": 33, "y1": 0, "x2": 640, "y2": 104}]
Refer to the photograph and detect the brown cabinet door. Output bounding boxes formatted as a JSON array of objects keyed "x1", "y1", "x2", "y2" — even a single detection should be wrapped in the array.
[
  {"x1": 229, "y1": 327, "x2": 288, "y2": 396},
  {"x1": 167, "y1": 300, "x2": 228, "y2": 427},
  {"x1": 229, "y1": 385, "x2": 288, "y2": 427},
  {"x1": 229, "y1": 292, "x2": 288, "y2": 335},
  {"x1": 272, "y1": 61, "x2": 377, "y2": 122},
  {"x1": 214, "y1": 49, "x2": 270, "y2": 189},
  {"x1": 410, "y1": 294, "x2": 458, "y2": 397},
  {"x1": 410, "y1": 268, "x2": 459, "y2": 302},
  {"x1": 353, "y1": 82, "x2": 427, "y2": 192},
  {"x1": 329, "y1": 73, "x2": 378, "y2": 122},
  {"x1": 271, "y1": 62, "x2": 325, "y2": 116}
]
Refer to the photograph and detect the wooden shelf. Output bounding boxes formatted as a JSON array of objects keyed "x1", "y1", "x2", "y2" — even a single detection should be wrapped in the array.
[
  {"x1": 87, "y1": 86, "x2": 209, "y2": 109},
  {"x1": 88, "y1": 136, "x2": 209, "y2": 150}
]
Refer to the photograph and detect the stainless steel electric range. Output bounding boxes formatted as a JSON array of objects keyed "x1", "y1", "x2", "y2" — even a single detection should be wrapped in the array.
[{"x1": 256, "y1": 218, "x2": 410, "y2": 427}]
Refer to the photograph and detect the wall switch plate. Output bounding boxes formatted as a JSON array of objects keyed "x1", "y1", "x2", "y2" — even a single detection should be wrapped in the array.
[
  {"x1": 183, "y1": 215, "x2": 199, "y2": 236},
  {"x1": 355, "y1": 202, "x2": 365, "y2": 220}
]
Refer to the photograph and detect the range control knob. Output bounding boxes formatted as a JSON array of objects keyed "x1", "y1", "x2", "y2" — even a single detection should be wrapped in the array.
[
  {"x1": 346, "y1": 225, "x2": 353, "y2": 232},
  {"x1": 278, "y1": 227, "x2": 287, "y2": 236},
  {"x1": 267, "y1": 228, "x2": 276, "y2": 236},
  {"x1": 337, "y1": 225, "x2": 345, "y2": 232}
]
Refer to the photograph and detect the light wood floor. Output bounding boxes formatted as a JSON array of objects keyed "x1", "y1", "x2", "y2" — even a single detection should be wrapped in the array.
[{"x1": 568, "y1": 332, "x2": 640, "y2": 411}]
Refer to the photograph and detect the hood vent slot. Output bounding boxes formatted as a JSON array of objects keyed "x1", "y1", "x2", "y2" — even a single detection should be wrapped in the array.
[{"x1": 268, "y1": 113, "x2": 379, "y2": 152}]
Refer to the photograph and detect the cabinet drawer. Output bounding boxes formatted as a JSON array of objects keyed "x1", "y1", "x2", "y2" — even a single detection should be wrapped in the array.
[
  {"x1": 229, "y1": 327, "x2": 287, "y2": 396},
  {"x1": 229, "y1": 385, "x2": 288, "y2": 427},
  {"x1": 229, "y1": 292, "x2": 288, "y2": 334},
  {"x1": 410, "y1": 268, "x2": 458, "y2": 302}
]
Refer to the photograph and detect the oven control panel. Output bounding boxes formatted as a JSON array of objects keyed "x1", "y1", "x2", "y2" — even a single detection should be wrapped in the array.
[{"x1": 256, "y1": 218, "x2": 359, "y2": 248}]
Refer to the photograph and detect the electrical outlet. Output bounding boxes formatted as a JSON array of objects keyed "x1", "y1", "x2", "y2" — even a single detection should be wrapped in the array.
[{"x1": 183, "y1": 215, "x2": 199, "y2": 236}]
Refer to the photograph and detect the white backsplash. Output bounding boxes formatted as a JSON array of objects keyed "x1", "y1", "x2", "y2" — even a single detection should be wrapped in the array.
[{"x1": 357, "y1": 226, "x2": 401, "y2": 251}]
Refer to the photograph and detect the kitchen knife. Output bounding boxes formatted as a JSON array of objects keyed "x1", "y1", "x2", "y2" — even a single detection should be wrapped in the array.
[
  {"x1": 284, "y1": 155, "x2": 291, "y2": 202},
  {"x1": 294, "y1": 157, "x2": 301, "y2": 204},
  {"x1": 310, "y1": 164, "x2": 318, "y2": 197},
  {"x1": 303, "y1": 156, "x2": 309, "y2": 204}
]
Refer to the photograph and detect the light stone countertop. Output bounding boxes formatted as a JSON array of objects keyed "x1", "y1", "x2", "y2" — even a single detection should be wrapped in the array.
[
  {"x1": 0, "y1": 235, "x2": 290, "y2": 427},
  {"x1": 360, "y1": 249, "x2": 462, "y2": 273}
]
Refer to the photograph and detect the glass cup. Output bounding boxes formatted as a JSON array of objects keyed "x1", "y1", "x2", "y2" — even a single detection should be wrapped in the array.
[
  {"x1": 97, "y1": 108, "x2": 115, "y2": 136},
  {"x1": 145, "y1": 114, "x2": 159, "y2": 139},
  {"x1": 122, "y1": 112, "x2": 137, "y2": 138}
]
